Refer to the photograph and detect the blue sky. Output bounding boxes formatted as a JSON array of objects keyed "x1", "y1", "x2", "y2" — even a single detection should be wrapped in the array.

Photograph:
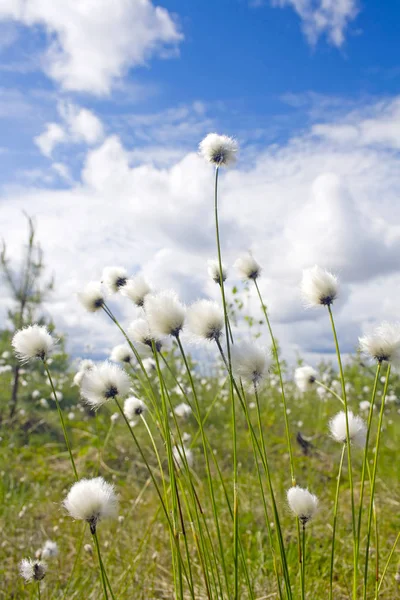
[{"x1": 1, "y1": 0, "x2": 400, "y2": 363}]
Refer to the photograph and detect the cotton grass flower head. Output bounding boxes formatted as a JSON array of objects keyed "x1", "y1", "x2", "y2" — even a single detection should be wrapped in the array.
[
  {"x1": 124, "y1": 396, "x2": 146, "y2": 421},
  {"x1": 73, "y1": 359, "x2": 95, "y2": 386},
  {"x1": 232, "y1": 341, "x2": 270, "y2": 388},
  {"x1": 19, "y1": 558, "x2": 47, "y2": 582},
  {"x1": 121, "y1": 275, "x2": 151, "y2": 307},
  {"x1": 359, "y1": 322, "x2": 400, "y2": 366},
  {"x1": 234, "y1": 253, "x2": 262, "y2": 281},
  {"x1": 41, "y1": 540, "x2": 58, "y2": 560},
  {"x1": 301, "y1": 265, "x2": 338, "y2": 307},
  {"x1": 173, "y1": 444, "x2": 194, "y2": 469},
  {"x1": 128, "y1": 318, "x2": 162, "y2": 353},
  {"x1": 80, "y1": 361, "x2": 131, "y2": 409},
  {"x1": 12, "y1": 325, "x2": 55, "y2": 362},
  {"x1": 102, "y1": 266, "x2": 128, "y2": 294},
  {"x1": 199, "y1": 133, "x2": 238, "y2": 167},
  {"x1": 295, "y1": 366, "x2": 317, "y2": 393},
  {"x1": 186, "y1": 300, "x2": 224, "y2": 342},
  {"x1": 329, "y1": 411, "x2": 367, "y2": 447},
  {"x1": 145, "y1": 291, "x2": 185, "y2": 337},
  {"x1": 174, "y1": 402, "x2": 192, "y2": 418},
  {"x1": 110, "y1": 344, "x2": 135, "y2": 365},
  {"x1": 63, "y1": 477, "x2": 118, "y2": 534},
  {"x1": 287, "y1": 486, "x2": 319, "y2": 525},
  {"x1": 207, "y1": 259, "x2": 227, "y2": 285},
  {"x1": 78, "y1": 281, "x2": 105, "y2": 312}
]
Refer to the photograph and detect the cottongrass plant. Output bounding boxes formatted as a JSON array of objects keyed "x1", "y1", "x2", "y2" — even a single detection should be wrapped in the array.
[{"x1": 20, "y1": 558, "x2": 47, "y2": 598}]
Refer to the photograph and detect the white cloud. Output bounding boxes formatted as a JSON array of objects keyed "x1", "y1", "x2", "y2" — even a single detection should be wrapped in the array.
[
  {"x1": 272, "y1": 0, "x2": 359, "y2": 47},
  {"x1": 3, "y1": 96, "x2": 400, "y2": 364},
  {"x1": 0, "y1": 0, "x2": 183, "y2": 94},
  {"x1": 34, "y1": 123, "x2": 66, "y2": 158}
]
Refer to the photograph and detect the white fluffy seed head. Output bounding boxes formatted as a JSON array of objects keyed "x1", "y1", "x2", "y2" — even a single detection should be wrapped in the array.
[
  {"x1": 287, "y1": 486, "x2": 319, "y2": 524},
  {"x1": 234, "y1": 253, "x2": 262, "y2": 280},
  {"x1": 199, "y1": 133, "x2": 238, "y2": 167},
  {"x1": 128, "y1": 318, "x2": 162, "y2": 353},
  {"x1": 359, "y1": 322, "x2": 400, "y2": 366},
  {"x1": 329, "y1": 411, "x2": 367, "y2": 447},
  {"x1": 294, "y1": 366, "x2": 317, "y2": 393},
  {"x1": 102, "y1": 266, "x2": 128, "y2": 294},
  {"x1": 63, "y1": 477, "x2": 118, "y2": 533},
  {"x1": 19, "y1": 558, "x2": 47, "y2": 582},
  {"x1": 186, "y1": 300, "x2": 224, "y2": 342},
  {"x1": 12, "y1": 325, "x2": 55, "y2": 362},
  {"x1": 41, "y1": 540, "x2": 58, "y2": 560},
  {"x1": 207, "y1": 259, "x2": 227, "y2": 285},
  {"x1": 173, "y1": 444, "x2": 194, "y2": 469},
  {"x1": 301, "y1": 265, "x2": 339, "y2": 307},
  {"x1": 124, "y1": 396, "x2": 146, "y2": 420},
  {"x1": 174, "y1": 402, "x2": 192, "y2": 418},
  {"x1": 145, "y1": 291, "x2": 185, "y2": 337},
  {"x1": 121, "y1": 275, "x2": 151, "y2": 306},
  {"x1": 78, "y1": 281, "x2": 105, "y2": 312},
  {"x1": 231, "y1": 341, "x2": 270, "y2": 388},
  {"x1": 80, "y1": 362, "x2": 131, "y2": 409},
  {"x1": 110, "y1": 344, "x2": 135, "y2": 365}
]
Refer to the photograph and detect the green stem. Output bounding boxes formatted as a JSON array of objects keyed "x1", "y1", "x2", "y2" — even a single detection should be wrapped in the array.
[
  {"x1": 375, "y1": 531, "x2": 400, "y2": 597},
  {"x1": 37, "y1": 582, "x2": 41, "y2": 600},
  {"x1": 301, "y1": 523, "x2": 306, "y2": 600},
  {"x1": 363, "y1": 364, "x2": 391, "y2": 599},
  {"x1": 329, "y1": 444, "x2": 346, "y2": 600},
  {"x1": 314, "y1": 379, "x2": 345, "y2": 405},
  {"x1": 43, "y1": 361, "x2": 78, "y2": 480},
  {"x1": 62, "y1": 523, "x2": 86, "y2": 599},
  {"x1": 93, "y1": 530, "x2": 109, "y2": 600}
]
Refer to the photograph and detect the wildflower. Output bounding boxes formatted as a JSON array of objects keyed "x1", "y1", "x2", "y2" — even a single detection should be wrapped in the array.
[
  {"x1": 287, "y1": 486, "x2": 319, "y2": 525},
  {"x1": 63, "y1": 477, "x2": 118, "y2": 534},
  {"x1": 295, "y1": 366, "x2": 317, "y2": 393},
  {"x1": 207, "y1": 259, "x2": 227, "y2": 285},
  {"x1": 234, "y1": 253, "x2": 261, "y2": 280},
  {"x1": 186, "y1": 300, "x2": 224, "y2": 342},
  {"x1": 102, "y1": 266, "x2": 128, "y2": 294},
  {"x1": 32, "y1": 390, "x2": 40, "y2": 399},
  {"x1": 73, "y1": 359, "x2": 95, "y2": 386},
  {"x1": 174, "y1": 402, "x2": 192, "y2": 418},
  {"x1": 128, "y1": 318, "x2": 162, "y2": 353},
  {"x1": 80, "y1": 362, "x2": 131, "y2": 409},
  {"x1": 359, "y1": 322, "x2": 400, "y2": 367},
  {"x1": 199, "y1": 133, "x2": 238, "y2": 167},
  {"x1": 121, "y1": 275, "x2": 151, "y2": 307},
  {"x1": 19, "y1": 558, "x2": 47, "y2": 582},
  {"x1": 78, "y1": 281, "x2": 105, "y2": 312},
  {"x1": 12, "y1": 325, "x2": 55, "y2": 362},
  {"x1": 145, "y1": 291, "x2": 185, "y2": 337},
  {"x1": 301, "y1": 265, "x2": 338, "y2": 307},
  {"x1": 124, "y1": 396, "x2": 146, "y2": 421},
  {"x1": 231, "y1": 341, "x2": 270, "y2": 388},
  {"x1": 110, "y1": 412, "x2": 119, "y2": 424},
  {"x1": 359, "y1": 400, "x2": 371, "y2": 412},
  {"x1": 173, "y1": 444, "x2": 194, "y2": 469},
  {"x1": 41, "y1": 540, "x2": 58, "y2": 559},
  {"x1": 110, "y1": 344, "x2": 135, "y2": 365},
  {"x1": 329, "y1": 411, "x2": 367, "y2": 447}
]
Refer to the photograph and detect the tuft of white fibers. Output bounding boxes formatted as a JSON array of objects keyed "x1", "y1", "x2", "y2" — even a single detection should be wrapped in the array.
[
  {"x1": 12, "y1": 325, "x2": 55, "y2": 362},
  {"x1": 121, "y1": 275, "x2": 151, "y2": 307},
  {"x1": 173, "y1": 444, "x2": 194, "y2": 469},
  {"x1": 78, "y1": 281, "x2": 105, "y2": 312},
  {"x1": 19, "y1": 558, "x2": 47, "y2": 582},
  {"x1": 199, "y1": 133, "x2": 238, "y2": 167},
  {"x1": 110, "y1": 344, "x2": 135, "y2": 365},
  {"x1": 128, "y1": 318, "x2": 162, "y2": 353},
  {"x1": 295, "y1": 366, "x2": 317, "y2": 393},
  {"x1": 102, "y1": 266, "x2": 128, "y2": 294},
  {"x1": 41, "y1": 540, "x2": 58, "y2": 560},
  {"x1": 124, "y1": 396, "x2": 146, "y2": 421},
  {"x1": 207, "y1": 259, "x2": 227, "y2": 285},
  {"x1": 73, "y1": 359, "x2": 95, "y2": 387},
  {"x1": 186, "y1": 300, "x2": 224, "y2": 342},
  {"x1": 174, "y1": 402, "x2": 192, "y2": 418},
  {"x1": 80, "y1": 362, "x2": 131, "y2": 409},
  {"x1": 145, "y1": 291, "x2": 185, "y2": 337},
  {"x1": 234, "y1": 253, "x2": 262, "y2": 280},
  {"x1": 287, "y1": 486, "x2": 319, "y2": 525},
  {"x1": 359, "y1": 322, "x2": 400, "y2": 367},
  {"x1": 301, "y1": 265, "x2": 338, "y2": 307},
  {"x1": 329, "y1": 411, "x2": 367, "y2": 447},
  {"x1": 231, "y1": 341, "x2": 270, "y2": 388},
  {"x1": 63, "y1": 477, "x2": 118, "y2": 533}
]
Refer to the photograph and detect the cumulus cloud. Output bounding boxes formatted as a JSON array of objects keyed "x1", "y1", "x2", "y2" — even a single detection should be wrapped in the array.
[
  {"x1": 0, "y1": 0, "x2": 183, "y2": 94},
  {"x1": 35, "y1": 123, "x2": 66, "y2": 158},
  {"x1": 272, "y1": 0, "x2": 359, "y2": 47}
]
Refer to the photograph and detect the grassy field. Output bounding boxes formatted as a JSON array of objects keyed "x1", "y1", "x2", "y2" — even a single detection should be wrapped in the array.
[{"x1": 1, "y1": 351, "x2": 399, "y2": 599}]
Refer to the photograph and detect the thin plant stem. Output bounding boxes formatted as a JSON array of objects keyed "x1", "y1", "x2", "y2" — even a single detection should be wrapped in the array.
[
  {"x1": 62, "y1": 522, "x2": 86, "y2": 599},
  {"x1": 363, "y1": 364, "x2": 391, "y2": 599},
  {"x1": 37, "y1": 582, "x2": 41, "y2": 600},
  {"x1": 93, "y1": 530, "x2": 109, "y2": 600},
  {"x1": 375, "y1": 531, "x2": 400, "y2": 597},
  {"x1": 301, "y1": 524, "x2": 306, "y2": 600},
  {"x1": 329, "y1": 444, "x2": 346, "y2": 600},
  {"x1": 327, "y1": 304, "x2": 357, "y2": 599},
  {"x1": 43, "y1": 361, "x2": 78, "y2": 481},
  {"x1": 314, "y1": 379, "x2": 345, "y2": 405}
]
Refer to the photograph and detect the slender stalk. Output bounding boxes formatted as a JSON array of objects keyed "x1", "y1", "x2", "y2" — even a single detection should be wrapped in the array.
[
  {"x1": 329, "y1": 444, "x2": 346, "y2": 600},
  {"x1": 43, "y1": 361, "x2": 78, "y2": 480},
  {"x1": 375, "y1": 531, "x2": 400, "y2": 597},
  {"x1": 62, "y1": 523, "x2": 86, "y2": 599},
  {"x1": 37, "y1": 582, "x2": 41, "y2": 600},
  {"x1": 301, "y1": 524, "x2": 306, "y2": 600},
  {"x1": 214, "y1": 164, "x2": 239, "y2": 598},
  {"x1": 327, "y1": 304, "x2": 357, "y2": 598},
  {"x1": 363, "y1": 364, "x2": 391, "y2": 599},
  {"x1": 93, "y1": 530, "x2": 109, "y2": 600},
  {"x1": 314, "y1": 379, "x2": 345, "y2": 405}
]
